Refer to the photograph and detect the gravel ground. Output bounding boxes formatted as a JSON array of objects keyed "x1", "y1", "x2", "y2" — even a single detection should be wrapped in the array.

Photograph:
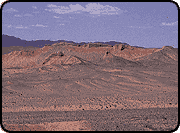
[{"x1": 2, "y1": 107, "x2": 178, "y2": 131}]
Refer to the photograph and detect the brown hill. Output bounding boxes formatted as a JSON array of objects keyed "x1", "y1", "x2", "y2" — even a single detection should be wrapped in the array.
[
  {"x1": 2, "y1": 43, "x2": 177, "y2": 73},
  {"x1": 98, "y1": 51, "x2": 143, "y2": 69},
  {"x1": 138, "y1": 46, "x2": 178, "y2": 63},
  {"x1": 135, "y1": 46, "x2": 178, "y2": 71}
]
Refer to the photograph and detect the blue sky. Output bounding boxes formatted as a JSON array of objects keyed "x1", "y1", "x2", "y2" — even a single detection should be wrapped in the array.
[{"x1": 2, "y1": 2, "x2": 178, "y2": 48}]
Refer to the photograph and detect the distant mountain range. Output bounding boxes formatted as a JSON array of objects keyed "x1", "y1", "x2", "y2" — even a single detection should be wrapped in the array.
[{"x1": 2, "y1": 34, "x2": 130, "y2": 48}]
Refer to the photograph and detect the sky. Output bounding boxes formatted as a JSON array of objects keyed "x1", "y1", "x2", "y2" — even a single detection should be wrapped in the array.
[{"x1": 2, "y1": 2, "x2": 178, "y2": 48}]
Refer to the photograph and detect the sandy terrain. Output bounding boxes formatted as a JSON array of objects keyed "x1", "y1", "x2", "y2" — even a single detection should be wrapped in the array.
[{"x1": 2, "y1": 43, "x2": 178, "y2": 131}]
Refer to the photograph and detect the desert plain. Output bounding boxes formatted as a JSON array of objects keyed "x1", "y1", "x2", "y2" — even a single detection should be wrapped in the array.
[{"x1": 2, "y1": 42, "x2": 178, "y2": 131}]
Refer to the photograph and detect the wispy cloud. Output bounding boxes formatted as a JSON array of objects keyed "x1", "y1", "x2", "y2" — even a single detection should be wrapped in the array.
[
  {"x1": 45, "y1": 3, "x2": 124, "y2": 16},
  {"x1": 24, "y1": 13, "x2": 33, "y2": 17},
  {"x1": 7, "y1": 25, "x2": 12, "y2": 28},
  {"x1": 85, "y1": 3, "x2": 123, "y2": 15},
  {"x1": 6, "y1": 24, "x2": 29, "y2": 29},
  {"x1": 32, "y1": 6, "x2": 37, "y2": 9},
  {"x1": 47, "y1": 4, "x2": 59, "y2": 8},
  {"x1": 161, "y1": 21, "x2": 178, "y2": 26},
  {"x1": 125, "y1": 25, "x2": 153, "y2": 29},
  {"x1": 14, "y1": 14, "x2": 22, "y2": 17},
  {"x1": 14, "y1": 13, "x2": 33, "y2": 17},
  {"x1": 15, "y1": 26, "x2": 28, "y2": 29},
  {"x1": 15, "y1": 26, "x2": 24, "y2": 28},
  {"x1": 3, "y1": 8, "x2": 18, "y2": 13},
  {"x1": 54, "y1": 16, "x2": 60, "y2": 18},
  {"x1": 31, "y1": 24, "x2": 48, "y2": 27}
]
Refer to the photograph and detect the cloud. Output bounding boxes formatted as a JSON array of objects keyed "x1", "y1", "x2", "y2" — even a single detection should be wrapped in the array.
[
  {"x1": 14, "y1": 13, "x2": 33, "y2": 17},
  {"x1": 4, "y1": 24, "x2": 13, "y2": 28},
  {"x1": 15, "y1": 25, "x2": 29, "y2": 29},
  {"x1": 127, "y1": 26, "x2": 152, "y2": 29},
  {"x1": 32, "y1": 6, "x2": 37, "y2": 9},
  {"x1": 7, "y1": 25, "x2": 12, "y2": 28},
  {"x1": 47, "y1": 4, "x2": 59, "y2": 8},
  {"x1": 69, "y1": 4, "x2": 84, "y2": 13},
  {"x1": 16, "y1": 26, "x2": 29, "y2": 29},
  {"x1": 54, "y1": 16, "x2": 60, "y2": 18},
  {"x1": 125, "y1": 26, "x2": 153, "y2": 29},
  {"x1": 14, "y1": 14, "x2": 22, "y2": 17},
  {"x1": 85, "y1": 3, "x2": 123, "y2": 15},
  {"x1": 3, "y1": 8, "x2": 18, "y2": 13},
  {"x1": 31, "y1": 24, "x2": 48, "y2": 27},
  {"x1": 5, "y1": 24, "x2": 29, "y2": 29},
  {"x1": 24, "y1": 13, "x2": 33, "y2": 17},
  {"x1": 15, "y1": 26, "x2": 25, "y2": 28},
  {"x1": 161, "y1": 21, "x2": 178, "y2": 26},
  {"x1": 45, "y1": 3, "x2": 124, "y2": 16}
]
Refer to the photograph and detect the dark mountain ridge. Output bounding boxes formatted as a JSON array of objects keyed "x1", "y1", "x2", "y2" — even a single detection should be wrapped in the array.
[
  {"x1": 2, "y1": 34, "x2": 131, "y2": 47},
  {"x1": 0, "y1": 34, "x2": 131, "y2": 56}
]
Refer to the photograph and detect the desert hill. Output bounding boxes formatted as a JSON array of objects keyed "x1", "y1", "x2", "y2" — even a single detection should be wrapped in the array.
[
  {"x1": 137, "y1": 46, "x2": 178, "y2": 62},
  {"x1": 2, "y1": 42, "x2": 178, "y2": 73},
  {"x1": 135, "y1": 46, "x2": 178, "y2": 71}
]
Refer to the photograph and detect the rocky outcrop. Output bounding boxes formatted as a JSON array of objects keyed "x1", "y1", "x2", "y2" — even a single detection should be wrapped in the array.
[
  {"x1": 86, "y1": 43, "x2": 111, "y2": 48},
  {"x1": 102, "y1": 51, "x2": 114, "y2": 61},
  {"x1": 63, "y1": 55, "x2": 82, "y2": 65},
  {"x1": 162, "y1": 46, "x2": 174, "y2": 49},
  {"x1": 42, "y1": 52, "x2": 64, "y2": 65},
  {"x1": 51, "y1": 42, "x2": 67, "y2": 47},
  {"x1": 100, "y1": 50, "x2": 143, "y2": 68},
  {"x1": 113, "y1": 44, "x2": 127, "y2": 51}
]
